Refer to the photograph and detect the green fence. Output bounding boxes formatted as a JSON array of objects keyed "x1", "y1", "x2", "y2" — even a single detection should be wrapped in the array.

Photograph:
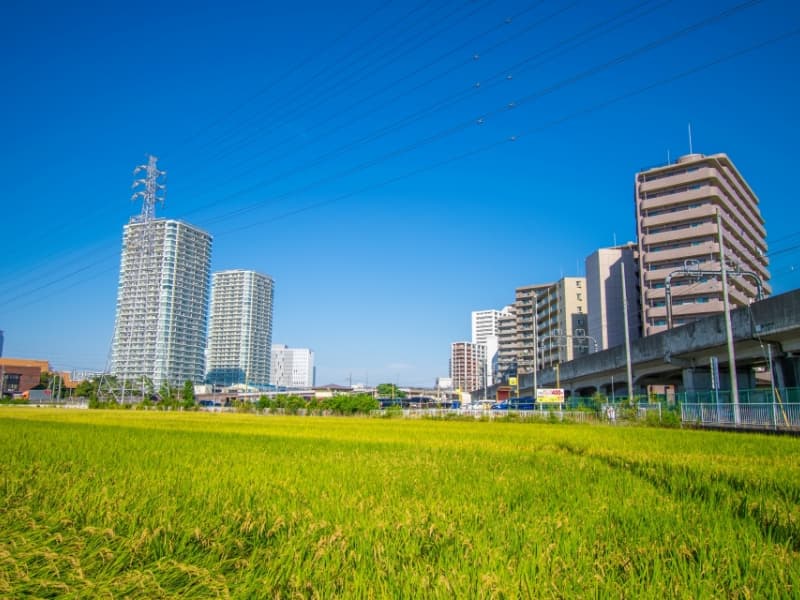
[{"x1": 677, "y1": 387, "x2": 800, "y2": 405}]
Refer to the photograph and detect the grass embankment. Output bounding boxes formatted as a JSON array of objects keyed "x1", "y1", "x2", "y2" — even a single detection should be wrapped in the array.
[{"x1": 1, "y1": 409, "x2": 798, "y2": 597}]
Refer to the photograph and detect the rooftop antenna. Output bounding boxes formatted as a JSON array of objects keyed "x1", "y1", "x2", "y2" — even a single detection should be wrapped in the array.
[
  {"x1": 667, "y1": 149, "x2": 671, "y2": 164},
  {"x1": 688, "y1": 123, "x2": 693, "y2": 154},
  {"x1": 613, "y1": 232, "x2": 617, "y2": 247}
]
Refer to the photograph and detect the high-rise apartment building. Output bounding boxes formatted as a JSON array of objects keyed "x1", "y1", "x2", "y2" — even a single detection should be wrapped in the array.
[
  {"x1": 635, "y1": 153, "x2": 770, "y2": 336},
  {"x1": 471, "y1": 308, "x2": 510, "y2": 386},
  {"x1": 495, "y1": 307, "x2": 517, "y2": 381},
  {"x1": 450, "y1": 341, "x2": 486, "y2": 393},
  {"x1": 206, "y1": 270, "x2": 274, "y2": 388},
  {"x1": 501, "y1": 278, "x2": 588, "y2": 375},
  {"x1": 111, "y1": 220, "x2": 212, "y2": 388},
  {"x1": 471, "y1": 310, "x2": 504, "y2": 345},
  {"x1": 271, "y1": 345, "x2": 315, "y2": 388},
  {"x1": 585, "y1": 244, "x2": 640, "y2": 351}
]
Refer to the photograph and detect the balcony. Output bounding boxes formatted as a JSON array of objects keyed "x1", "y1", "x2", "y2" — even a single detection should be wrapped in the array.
[
  {"x1": 644, "y1": 241, "x2": 718, "y2": 265},
  {"x1": 638, "y1": 166, "x2": 715, "y2": 193},
  {"x1": 642, "y1": 222, "x2": 717, "y2": 246}
]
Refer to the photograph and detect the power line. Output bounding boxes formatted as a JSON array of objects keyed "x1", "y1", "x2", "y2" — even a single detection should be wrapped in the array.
[
  {"x1": 182, "y1": 0, "x2": 462, "y2": 162},
  {"x1": 2, "y1": 18, "x2": 795, "y2": 317},
  {"x1": 169, "y1": 0, "x2": 397, "y2": 154},
  {"x1": 184, "y1": 0, "x2": 764, "y2": 230},
  {"x1": 168, "y1": 0, "x2": 563, "y2": 201},
  {"x1": 210, "y1": 28, "x2": 799, "y2": 238}
]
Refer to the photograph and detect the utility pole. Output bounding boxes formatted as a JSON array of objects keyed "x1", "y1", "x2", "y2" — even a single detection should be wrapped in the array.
[
  {"x1": 717, "y1": 210, "x2": 740, "y2": 424},
  {"x1": 621, "y1": 261, "x2": 634, "y2": 404},
  {"x1": 532, "y1": 291, "x2": 538, "y2": 402}
]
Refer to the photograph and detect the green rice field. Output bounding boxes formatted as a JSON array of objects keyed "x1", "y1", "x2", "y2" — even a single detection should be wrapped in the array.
[{"x1": 1, "y1": 408, "x2": 798, "y2": 598}]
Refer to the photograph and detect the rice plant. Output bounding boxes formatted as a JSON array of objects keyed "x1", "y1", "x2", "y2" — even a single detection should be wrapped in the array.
[{"x1": 0, "y1": 409, "x2": 797, "y2": 597}]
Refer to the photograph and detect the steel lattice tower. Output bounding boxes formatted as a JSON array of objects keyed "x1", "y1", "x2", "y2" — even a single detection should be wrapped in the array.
[{"x1": 109, "y1": 156, "x2": 167, "y2": 401}]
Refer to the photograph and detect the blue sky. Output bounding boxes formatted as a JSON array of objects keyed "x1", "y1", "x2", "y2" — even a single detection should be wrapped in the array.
[{"x1": 2, "y1": 0, "x2": 799, "y2": 386}]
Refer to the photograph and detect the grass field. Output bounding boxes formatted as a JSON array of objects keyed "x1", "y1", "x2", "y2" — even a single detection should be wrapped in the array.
[{"x1": 1, "y1": 408, "x2": 798, "y2": 598}]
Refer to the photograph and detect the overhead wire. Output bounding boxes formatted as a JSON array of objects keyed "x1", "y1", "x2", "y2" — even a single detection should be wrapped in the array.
[
  {"x1": 209, "y1": 27, "x2": 800, "y2": 238},
  {"x1": 1, "y1": 0, "x2": 401, "y2": 268},
  {"x1": 183, "y1": 0, "x2": 463, "y2": 162},
  {"x1": 1, "y1": 7, "x2": 792, "y2": 317},
  {"x1": 0, "y1": 0, "x2": 576, "y2": 298},
  {"x1": 205, "y1": 0, "x2": 501, "y2": 164},
  {"x1": 171, "y1": 0, "x2": 670, "y2": 215},
  {"x1": 169, "y1": 0, "x2": 397, "y2": 153},
  {"x1": 168, "y1": 0, "x2": 561, "y2": 201},
  {"x1": 184, "y1": 0, "x2": 764, "y2": 229},
  {"x1": 0, "y1": 2, "x2": 478, "y2": 294},
  {"x1": 0, "y1": 0, "x2": 656, "y2": 275}
]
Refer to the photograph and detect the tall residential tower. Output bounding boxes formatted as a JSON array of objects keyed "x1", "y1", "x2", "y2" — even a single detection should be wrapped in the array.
[
  {"x1": 111, "y1": 219, "x2": 212, "y2": 388},
  {"x1": 635, "y1": 153, "x2": 770, "y2": 336},
  {"x1": 206, "y1": 270, "x2": 275, "y2": 388},
  {"x1": 471, "y1": 308, "x2": 510, "y2": 386}
]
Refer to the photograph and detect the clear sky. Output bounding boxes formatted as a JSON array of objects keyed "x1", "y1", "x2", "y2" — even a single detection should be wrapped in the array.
[{"x1": 2, "y1": 0, "x2": 799, "y2": 387}]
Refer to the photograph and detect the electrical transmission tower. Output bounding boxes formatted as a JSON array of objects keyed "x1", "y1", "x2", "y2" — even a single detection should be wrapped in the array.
[{"x1": 102, "y1": 155, "x2": 167, "y2": 403}]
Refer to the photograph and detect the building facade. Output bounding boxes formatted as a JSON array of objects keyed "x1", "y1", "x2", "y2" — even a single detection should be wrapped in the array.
[
  {"x1": 271, "y1": 345, "x2": 315, "y2": 388},
  {"x1": 585, "y1": 244, "x2": 641, "y2": 351},
  {"x1": 206, "y1": 270, "x2": 274, "y2": 387},
  {"x1": 495, "y1": 307, "x2": 517, "y2": 382},
  {"x1": 497, "y1": 278, "x2": 589, "y2": 376},
  {"x1": 635, "y1": 153, "x2": 770, "y2": 336},
  {"x1": 0, "y1": 358, "x2": 49, "y2": 396},
  {"x1": 450, "y1": 341, "x2": 486, "y2": 393},
  {"x1": 471, "y1": 308, "x2": 510, "y2": 386},
  {"x1": 111, "y1": 219, "x2": 212, "y2": 388}
]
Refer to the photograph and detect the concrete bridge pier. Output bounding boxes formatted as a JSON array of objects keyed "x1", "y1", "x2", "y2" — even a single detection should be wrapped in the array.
[
  {"x1": 682, "y1": 367, "x2": 710, "y2": 394},
  {"x1": 774, "y1": 354, "x2": 800, "y2": 389}
]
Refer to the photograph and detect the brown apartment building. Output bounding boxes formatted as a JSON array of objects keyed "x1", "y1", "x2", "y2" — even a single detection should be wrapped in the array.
[{"x1": 635, "y1": 153, "x2": 770, "y2": 336}]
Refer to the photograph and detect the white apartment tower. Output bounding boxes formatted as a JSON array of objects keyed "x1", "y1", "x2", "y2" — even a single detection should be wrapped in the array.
[
  {"x1": 471, "y1": 308, "x2": 510, "y2": 386},
  {"x1": 271, "y1": 345, "x2": 315, "y2": 388},
  {"x1": 585, "y1": 244, "x2": 641, "y2": 351},
  {"x1": 206, "y1": 270, "x2": 275, "y2": 387},
  {"x1": 111, "y1": 219, "x2": 212, "y2": 388}
]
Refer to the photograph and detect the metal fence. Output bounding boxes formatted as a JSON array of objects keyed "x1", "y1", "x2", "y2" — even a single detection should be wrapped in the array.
[
  {"x1": 372, "y1": 408, "x2": 598, "y2": 423},
  {"x1": 681, "y1": 403, "x2": 800, "y2": 431},
  {"x1": 677, "y1": 388, "x2": 800, "y2": 404}
]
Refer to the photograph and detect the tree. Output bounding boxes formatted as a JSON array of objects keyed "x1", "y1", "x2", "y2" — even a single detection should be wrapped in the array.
[
  {"x1": 75, "y1": 378, "x2": 99, "y2": 400},
  {"x1": 376, "y1": 383, "x2": 406, "y2": 398},
  {"x1": 182, "y1": 380, "x2": 196, "y2": 408},
  {"x1": 159, "y1": 381, "x2": 175, "y2": 405}
]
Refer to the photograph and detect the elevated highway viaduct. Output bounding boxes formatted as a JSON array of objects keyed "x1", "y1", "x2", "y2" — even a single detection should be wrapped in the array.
[{"x1": 507, "y1": 289, "x2": 800, "y2": 400}]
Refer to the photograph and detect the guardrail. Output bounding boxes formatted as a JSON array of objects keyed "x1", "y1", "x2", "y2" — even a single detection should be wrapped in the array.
[{"x1": 681, "y1": 403, "x2": 800, "y2": 431}]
